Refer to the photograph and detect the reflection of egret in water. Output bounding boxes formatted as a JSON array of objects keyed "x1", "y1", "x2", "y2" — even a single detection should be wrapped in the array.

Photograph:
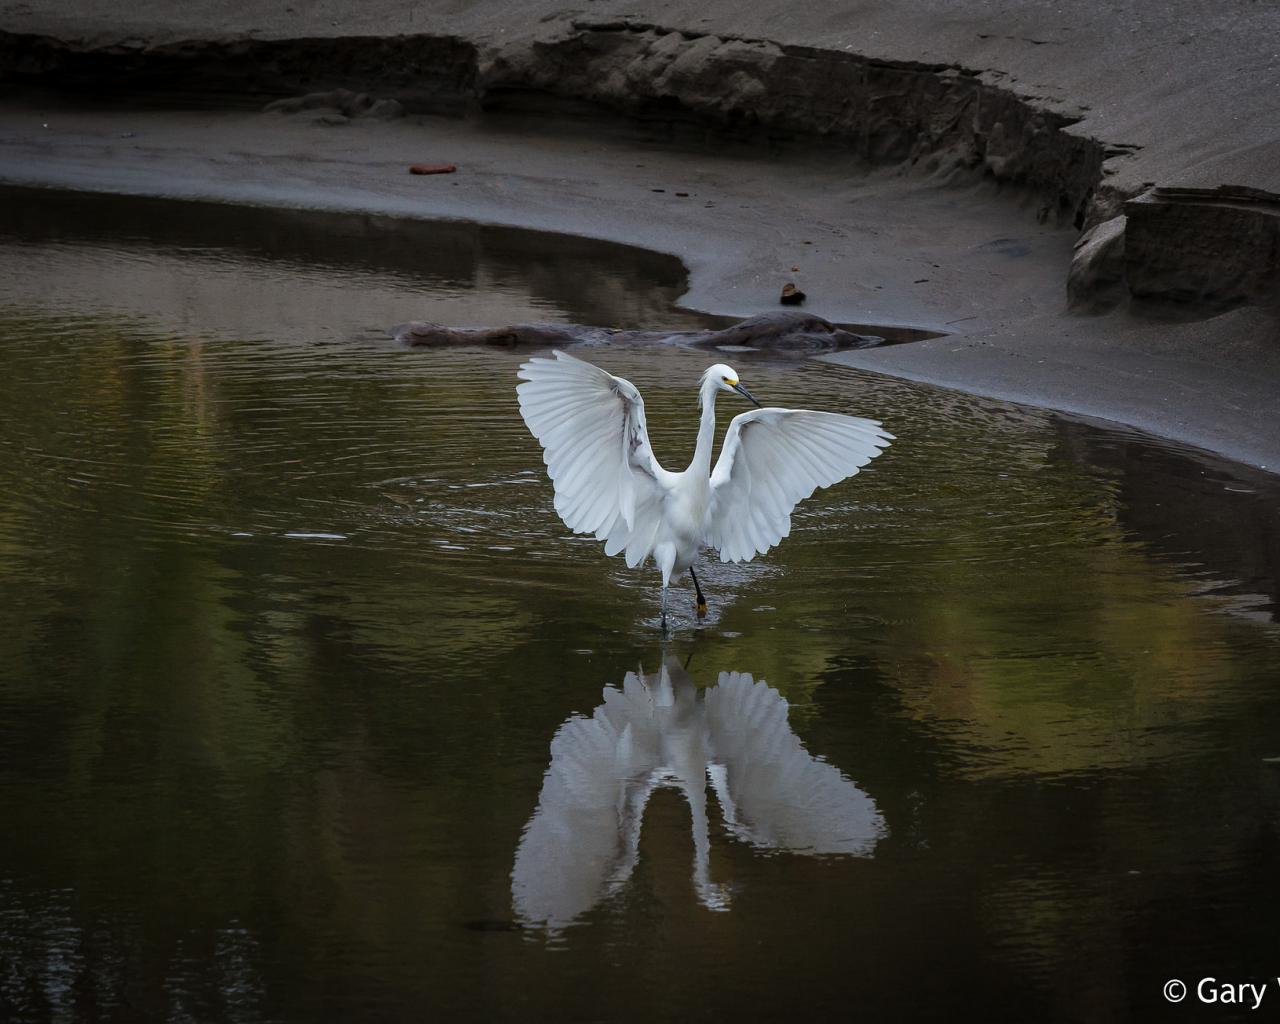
[{"x1": 512, "y1": 656, "x2": 884, "y2": 929}]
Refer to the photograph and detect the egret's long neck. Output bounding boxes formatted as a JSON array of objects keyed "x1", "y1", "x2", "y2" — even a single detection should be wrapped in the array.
[{"x1": 691, "y1": 377, "x2": 719, "y2": 477}]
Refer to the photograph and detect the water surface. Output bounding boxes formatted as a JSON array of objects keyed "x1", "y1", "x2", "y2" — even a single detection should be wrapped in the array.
[{"x1": 2, "y1": 194, "x2": 1280, "y2": 1023}]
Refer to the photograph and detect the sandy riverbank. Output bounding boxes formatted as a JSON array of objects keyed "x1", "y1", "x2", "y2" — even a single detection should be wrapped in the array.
[{"x1": 0, "y1": 1, "x2": 1277, "y2": 470}]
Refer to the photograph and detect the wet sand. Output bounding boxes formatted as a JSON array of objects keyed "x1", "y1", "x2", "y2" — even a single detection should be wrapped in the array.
[
  {"x1": 2, "y1": 1, "x2": 1279, "y2": 470},
  {"x1": 6, "y1": 0, "x2": 1279, "y2": 198},
  {"x1": 1, "y1": 95, "x2": 1276, "y2": 472}
]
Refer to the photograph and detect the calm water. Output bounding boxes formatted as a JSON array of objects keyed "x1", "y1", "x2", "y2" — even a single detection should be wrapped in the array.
[{"x1": 2, "y1": 191, "x2": 1280, "y2": 1023}]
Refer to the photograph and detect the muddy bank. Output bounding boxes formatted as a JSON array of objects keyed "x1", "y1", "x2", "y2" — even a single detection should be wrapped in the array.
[
  {"x1": 0, "y1": 0, "x2": 1277, "y2": 473},
  {"x1": 390, "y1": 311, "x2": 888, "y2": 354},
  {"x1": 3, "y1": 21, "x2": 1107, "y2": 231},
  {"x1": 0, "y1": 95, "x2": 1276, "y2": 471},
  {"x1": 2, "y1": 5, "x2": 1278, "y2": 312}
]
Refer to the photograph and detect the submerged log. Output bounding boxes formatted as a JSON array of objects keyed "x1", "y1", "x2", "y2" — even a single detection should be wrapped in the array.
[{"x1": 388, "y1": 311, "x2": 884, "y2": 355}]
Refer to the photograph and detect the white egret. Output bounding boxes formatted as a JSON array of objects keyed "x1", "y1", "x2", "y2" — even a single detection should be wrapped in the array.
[{"x1": 516, "y1": 351, "x2": 892, "y2": 626}]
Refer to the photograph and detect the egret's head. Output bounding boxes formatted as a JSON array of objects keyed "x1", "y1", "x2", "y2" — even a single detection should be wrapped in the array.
[{"x1": 700, "y1": 363, "x2": 762, "y2": 408}]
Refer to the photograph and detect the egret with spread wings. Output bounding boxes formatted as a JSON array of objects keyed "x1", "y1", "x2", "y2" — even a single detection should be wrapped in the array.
[{"x1": 516, "y1": 352, "x2": 892, "y2": 628}]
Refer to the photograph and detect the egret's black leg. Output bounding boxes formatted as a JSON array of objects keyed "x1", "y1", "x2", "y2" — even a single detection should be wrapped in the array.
[
  {"x1": 660, "y1": 585, "x2": 669, "y2": 638},
  {"x1": 689, "y1": 565, "x2": 708, "y2": 618}
]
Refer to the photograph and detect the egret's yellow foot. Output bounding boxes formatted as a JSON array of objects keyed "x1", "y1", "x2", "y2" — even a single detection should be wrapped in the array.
[{"x1": 689, "y1": 565, "x2": 708, "y2": 619}]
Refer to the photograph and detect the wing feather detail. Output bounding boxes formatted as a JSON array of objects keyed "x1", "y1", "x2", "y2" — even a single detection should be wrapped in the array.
[
  {"x1": 705, "y1": 408, "x2": 892, "y2": 563},
  {"x1": 704, "y1": 672, "x2": 884, "y2": 855},
  {"x1": 517, "y1": 351, "x2": 667, "y2": 560}
]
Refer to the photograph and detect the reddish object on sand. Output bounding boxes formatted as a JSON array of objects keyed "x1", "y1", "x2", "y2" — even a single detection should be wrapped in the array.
[{"x1": 410, "y1": 164, "x2": 456, "y2": 175}]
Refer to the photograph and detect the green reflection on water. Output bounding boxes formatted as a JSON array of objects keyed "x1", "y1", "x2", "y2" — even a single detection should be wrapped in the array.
[{"x1": 1, "y1": 281, "x2": 1279, "y2": 1020}]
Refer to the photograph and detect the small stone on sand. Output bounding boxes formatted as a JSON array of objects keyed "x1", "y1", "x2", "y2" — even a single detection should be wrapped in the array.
[{"x1": 780, "y1": 283, "x2": 806, "y2": 305}]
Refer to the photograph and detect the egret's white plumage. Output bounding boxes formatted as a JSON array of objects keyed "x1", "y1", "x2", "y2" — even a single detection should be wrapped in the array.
[
  {"x1": 511, "y1": 656, "x2": 884, "y2": 927},
  {"x1": 516, "y1": 351, "x2": 892, "y2": 618}
]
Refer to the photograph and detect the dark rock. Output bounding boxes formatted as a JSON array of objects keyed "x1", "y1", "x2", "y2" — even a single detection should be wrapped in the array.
[
  {"x1": 389, "y1": 310, "x2": 884, "y2": 354},
  {"x1": 389, "y1": 321, "x2": 612, "y2": 347},
  {"x1": 699, "y1": 311, "x2": 883, "y2": 352},
  {"x1": 780, "y1": 283, "x2": 806, "y2": 305}
]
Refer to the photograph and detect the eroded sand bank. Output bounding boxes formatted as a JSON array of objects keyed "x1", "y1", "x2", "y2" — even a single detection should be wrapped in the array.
[{"x1": 0, "y1": 1, "x2": 1276, "y2": 469}]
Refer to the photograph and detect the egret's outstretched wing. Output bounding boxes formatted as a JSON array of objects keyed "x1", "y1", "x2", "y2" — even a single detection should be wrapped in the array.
[
  {"x1": 511, "y1": 671, "x2": 668, "y2": 929},
  {"x1": 706, "y1": 408, "x2": 892, "y2": 563},
  {"x1": 517, "y1": 351, "x2": 667, "y2": 566},
  {"x1": 704, "y1": 672, "x2": 884, "y2": 856}
]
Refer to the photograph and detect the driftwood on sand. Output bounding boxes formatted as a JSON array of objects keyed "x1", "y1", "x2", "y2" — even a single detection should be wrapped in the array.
[{"x1": 387, "y1": 311, "x2": 885, "y2": 355}]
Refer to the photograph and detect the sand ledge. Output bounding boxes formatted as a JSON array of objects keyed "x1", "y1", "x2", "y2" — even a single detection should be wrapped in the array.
[{"x1": 0, "y1": 3, "x2": 1277, "y2": 472}]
